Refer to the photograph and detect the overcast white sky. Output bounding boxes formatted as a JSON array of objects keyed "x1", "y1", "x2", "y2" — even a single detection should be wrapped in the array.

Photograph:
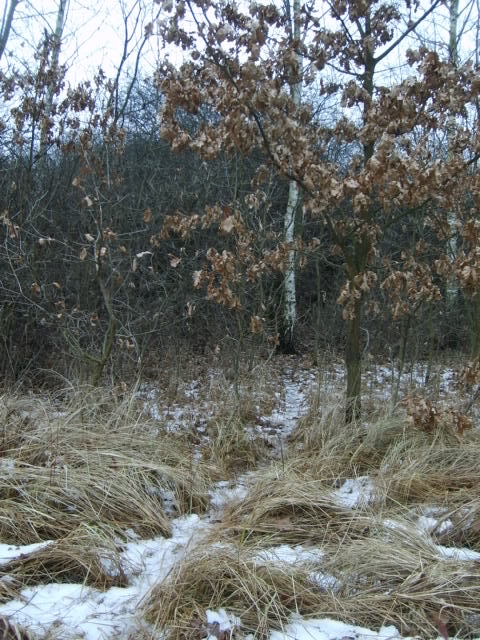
[
  {"x1": 2, "y1": 0, "x2": 164, "y2": 85},
  {"x1": 1, "y1": 0, "x2": 479, "y2": 91}
]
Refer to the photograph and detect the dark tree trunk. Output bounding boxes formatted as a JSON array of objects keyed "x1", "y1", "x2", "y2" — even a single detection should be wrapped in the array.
[{"x1": 345, "y1": 298, "x2": 362, "y2": 423}]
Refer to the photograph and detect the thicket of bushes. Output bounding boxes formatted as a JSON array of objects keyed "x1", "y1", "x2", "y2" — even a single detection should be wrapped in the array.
[{"x1": 0, "y1": 36, "x2": 476, "y2": 386}]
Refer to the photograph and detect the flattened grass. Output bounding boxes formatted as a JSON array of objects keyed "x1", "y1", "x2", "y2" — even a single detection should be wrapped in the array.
[
  {"x1": 143, "y1": 545, "x2": 323, "y2": 639},
  {"x1": 1, "y1": 523, "x2": 127, "y2": 598},
  {"x1": 144, "y1": 510, "x2": 480, "y2": 639},
  {"x1": 0, "y1": 384, "x2": 213, "y2": 597},
  {"x1": 319, "y1": 521, "x2": 480, "y2": 638},
  {"x1": 215, "y1": 466, "x2": 372, "y2": 547},
  {"x1": 0, "y1": 464, "x2": 171, "y2": 544},
  {"x1": 377, "y1": 437, "x2": 480, "y2": 506}
]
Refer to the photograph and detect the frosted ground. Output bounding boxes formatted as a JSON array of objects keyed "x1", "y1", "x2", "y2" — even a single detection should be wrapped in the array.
[{"x1": 0, "y1": 357, "x2": 479, "y2": 639}]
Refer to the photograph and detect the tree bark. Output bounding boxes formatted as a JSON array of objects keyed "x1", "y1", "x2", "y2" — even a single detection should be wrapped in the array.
[
  {"x1": 281, "y1": 179, "x2": 298, "y2": 353},
  {"x1": 39, "y1": 0, "x2": 68, "y2": 157},
  {"x1": 345, "y1": 298, "x2": 362, "y2": 423},
  {"x1": 446, "y1": 0, "x2": 460, "y2": 307},
  {"x1": 0, "y1": 0, "x2": 21, "y2": 62},
  {"x1": 343, "y1": 14, "x2": 375, "y2": 423},
  {"x1": 280, "y1": 0, "x2": 302, "y2": 353}
]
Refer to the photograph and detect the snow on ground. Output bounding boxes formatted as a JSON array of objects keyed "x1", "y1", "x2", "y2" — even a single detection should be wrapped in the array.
[
  {"x1": 0, "y1": 360, "x2": 478, "y2": 639},
  {"x1": 209, "y1": 478, "x2": 251, "y2": 511},
  {"x1": 0, "y1": 514, "x2": 209, "y2": 639},
  {"x1": 0, "y1": 541, "x2": 53, "y2": 566},
  {"x1": 434, "y1": 544, "x2": 480, "y2": 561},
  {"x1": 332, "y1": 476, "x2": 377, "y2": 508},
  {"x1": 268, "y1": 618, "x2": 416, "y2": 640},
  {"x1": 267, "y1": 367, "x2": 316, "y2": 437}
]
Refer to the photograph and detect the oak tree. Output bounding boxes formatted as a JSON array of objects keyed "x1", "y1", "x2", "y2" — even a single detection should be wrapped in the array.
[{"x1": 156, "y1": 0, "x2": 480, "y2": 421}]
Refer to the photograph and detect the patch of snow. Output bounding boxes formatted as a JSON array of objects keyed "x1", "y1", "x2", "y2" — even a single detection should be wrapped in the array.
[
  {"x1": 266, "y1": 368, "x2": 315, "y2": 438},
  {"x1": 205, "y1": 608, "x2": 241, "y2": 636},
  {"x1": 0, "y1": 458, "x2": 15, "y2": 476},
  {"x1": 0, "y1": 541, "x2": 54, "y2": 566},
  {"x1": 253, "y1": 545, "x2": 341, "y2": 594},
  {"x1": 434, "y1": 544, "x2": 480, "y2": 561},
  {"x1": 0, "y1": 514, "x2": 209, "y2": 639},
  {"x1": 255, "y1": 544, "x2": 324, "y2": 565},
  {"x1": 417, "y1": 515, "x2": 453, "y2": 536},
  {"x1": 209, "y1": 478, "x2": 250, "y2": 511},
  {"x1": 266, "y1": 617, "x2": 411, "y2": 640},
  {"x1": 309, "y1": 571, "x2": 341, "y2": 592},
  {"x1": 332, "y1": 476, "x2": 376, "y2": 508}
]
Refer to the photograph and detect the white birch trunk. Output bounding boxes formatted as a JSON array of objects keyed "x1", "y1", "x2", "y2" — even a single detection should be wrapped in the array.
[
  {"x1": 0, "y1": 0, "x2": 21, "y2": 61},
  {"x1": 39, "y1": 0, "x2": 68, "y2": 156},
  {"x1": 284, "y1": 178, "x2": 298, "y2": 347},
  {"x1": 446, "y1": 0, "x2": 459, "y2": 306},
  {"x1": 282, "y1": 0, "x2": 302, "y2": 350}
]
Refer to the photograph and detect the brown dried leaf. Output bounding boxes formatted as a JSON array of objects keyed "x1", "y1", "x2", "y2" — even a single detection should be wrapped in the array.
[
  {"x1": 31, "y1": 282, "x2": 41, "y2": 296},
  {"x1": 193, "y1": 270, "x2": 203, "y2": 287},
  {"x1": 249, "y1": 315, "x2": 264, "y2": 334},
  {"x1": 220, "y1": 216, "x2": 235, "y2": 234}
]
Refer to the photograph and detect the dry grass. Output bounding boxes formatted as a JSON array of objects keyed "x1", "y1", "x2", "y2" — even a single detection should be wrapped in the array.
[
  {"x1": 213, "y1": 466, "x2": 372, "y2": 547},
  {"x1": 429, "y1": 498, "x2": 480, "y2": 550},
  {"x1": 288, "y1": 386, "x2": 409, "y2": 479},
  {"x1": 2, "y1": 358, "x2": 480, "y2": 639},
  {"x1": 0, "y1": 616, "x2": 36, "y2": 639},
  {"x1": 376, "y1": 431, "x2": 480, "y2": 507},
  {"x1": 202, "y1": 414, "x2": 273, "y2": 474},
  {"x1": 0, "y1": 463, "x2": 172, "y2": 544},
  {"x1": 319, "y1": 520, "x2": 480, "y2": 638},
  {"x1": 144, "y1": 509, "x2": 480, "y2": 639},
  {"x1": 140, "y1": 359, "x2": 280, "y2": 474},
  {"x1": 0, "y1": 385, "x2": 213, "y2": 543},
  {"x1": 0, "y1": 384, "x2": 213, "y2": 603},
  {"x1": 143, "y1": 545, "x2": 323, "y2": 639},
  {"x1": 0, "y1": 523, "x2": 127, "y2": 600},
  {"x1": 202, "y1": 360, "x2": 279, "y2": 421}
]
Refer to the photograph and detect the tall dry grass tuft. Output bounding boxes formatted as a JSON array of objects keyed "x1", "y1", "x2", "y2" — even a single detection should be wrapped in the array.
[
  {"x1": 0, "y1": 523, "x2": 127, "y2": 598},
  {"x1": 287, "y1": 382, "x2": 405, "y2": 479},
  {"x1": 0, "y1": 384, "x2": 214, "y2": 598},
  {"x1": 376, "y1": 430, "x2": 480, "y2": 507},
  {"x1": 0, "y1": 385, "x2": 213, "y2": 537},
  {"x1": 215, "y1": 466, "x2": 372, "y2": 547},
  {"x1": 319, "y1": 521, "x2": 480, "y2": 638},
  {"x1": 202, "y1": 414, "x2": 273, "y2": 474},
  {"x1": 143, "y1": 545, "x2": 322, "y2": 639},
  {"x1": 0, "y1": 464, "x2": 172, "y2": 544},
  {"x1": 287, "y1": 391, "x2": 366, "y2": 483}
]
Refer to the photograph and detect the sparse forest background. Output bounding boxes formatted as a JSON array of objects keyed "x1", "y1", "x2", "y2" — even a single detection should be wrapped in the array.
[{"x1": 1, "y1": 0, "x2": 480, "y2": 412}]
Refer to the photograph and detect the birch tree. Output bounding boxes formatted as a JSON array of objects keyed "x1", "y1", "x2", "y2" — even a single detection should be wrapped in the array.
[
  {"x1": 157, "y1": 0, "x2": 480, "y2": 422},
  {"x1": 280, "y1": 0, "x2": 302, "y2": 353},
  {"x1": 444, "y1": 0, "x2": 460, "y2": 310},
  {"x1": 0, "y1": 0, "x2": 21, "y2": 61},
  {"x1": 39, "y1": 0, "x2": 68, "y2": 157}
]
